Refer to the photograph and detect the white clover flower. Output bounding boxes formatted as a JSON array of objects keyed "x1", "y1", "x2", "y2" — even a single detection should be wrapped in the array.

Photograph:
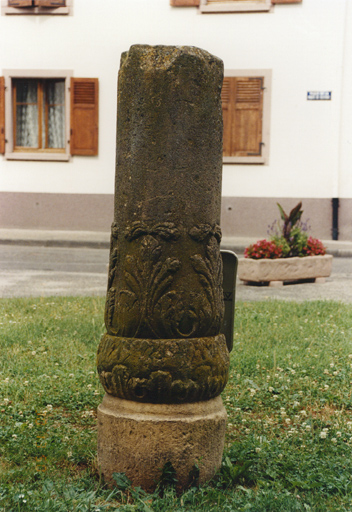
[
  {"x1": 285, "y1": 418, "x2": 291, "y2": 424},
  {"x1": 337, "y1": 431, "x2": 342, "y2": 437},
  {"x1": 333, "y1": 371, "x2": 339, "y2": 376},
  {"x1": 69, "y1": 374, "x2": 74, "y2": 377},
  {"x1": 293, "y1": 401, "x2": 300, "y2": 408},
  {"x1": 67, "y1": 451, "x2": 72, "y2": 457},
  {"x1": 94, "y1": 390, "x2": 99, "y2": 396},
  {"x1": 268, "y1": 386, "x2": 274, "y2": 392},
  {"x1": 331, "y1": 438, "x2": 337, "y2": 443},
  {"x1": 4, "y1": 378, "x2": 9, "y2": 383},
  {"x1": 278, "y1": 453, "x2": 283, "y2": 459},
  {"x1": 320, "y1": 431, "x2": 328, "y2": 439},
  {"x1": 3, "y1": 398, "x2": 9, "y2": 405},
  {"x1": 245, "y1": 429, "x2": 250, "y2": 434},
  {"x1": 324, "y1": 384, "x2": 329, "y2": 390},
  {"x1": 28, "y1": 423, "x2": 33, "y2": 429},
  {"x1": 24, "y1": 381, "x2": 29, "y2": 386},
  {"x1": 305, "y1": 425, "x2": 311, "y2": 431},
  {"x1": 31, "y1": 351, "x2": 36, "y2": 356},
  {"x1": 87, "y1": 384, "x2": 93, "y2": 389},
  {"x1": 299, "y1": 410, "x2": 307, "y2": 416},
  {"x1": 324, "y1": 369, "x2": 329, "y2": 375},
  {"x1": 330, "y1": 363, "x2": 334, "y2": 368},
  {"x1": 255, "y1": 447, "x2": 261, "y2": 453},
  {"x1": 12, "y1": 434, "x2": 17, "y2": 439},
  {"x1": 347, "y1": 421, "x2": 352, "y2": 429},
  {"x1": 46, "y1": 404, "x2": 53, "y2": 411}
]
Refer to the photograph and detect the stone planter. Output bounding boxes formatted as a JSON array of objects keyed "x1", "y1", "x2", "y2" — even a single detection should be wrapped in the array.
[{"x1": 238, "y1": 254, "x2": 333, "y2": 286}]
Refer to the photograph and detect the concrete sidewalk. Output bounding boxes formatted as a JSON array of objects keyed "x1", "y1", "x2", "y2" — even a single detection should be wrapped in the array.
[{"x1": 1, "y1": 228, "x2": 352, "y2": 257}]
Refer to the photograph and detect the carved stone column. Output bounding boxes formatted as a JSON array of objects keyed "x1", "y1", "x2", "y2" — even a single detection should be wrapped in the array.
[{"x1": 97, "y1": 44, "x2": 229, "y2": 492}]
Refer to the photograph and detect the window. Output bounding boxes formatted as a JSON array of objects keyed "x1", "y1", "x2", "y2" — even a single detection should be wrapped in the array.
[
  {"x1": 0, "y1": 70, "x2": 98, "y2": 160},
  {"x1": 199, "y1": 0, "x2": 272, "y2": 13},
  {"x1": 13, "y1": 78, "x2": 65, "y2": 152},
  {"x1": 170, "y1": 0, "x2": 301, "y2": 9},
  {"x1": 222, "y1": 70, "x2": 271, "y2": 164},
  {"x1": 2, "y1": 0, "x2": 72, "y2": 15}
]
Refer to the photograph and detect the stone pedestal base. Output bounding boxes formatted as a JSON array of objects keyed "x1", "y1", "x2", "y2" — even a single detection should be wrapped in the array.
[{"x1": 97, "y1": 393, "x2": 227, "y2": 492}]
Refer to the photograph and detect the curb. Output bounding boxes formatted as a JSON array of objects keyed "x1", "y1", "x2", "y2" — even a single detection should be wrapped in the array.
[{"x1": 0, "y1": 232, "x2": 352, "y2": 257}]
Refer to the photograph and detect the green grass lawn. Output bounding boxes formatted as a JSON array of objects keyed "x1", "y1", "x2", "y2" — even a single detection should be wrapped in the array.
[{"x1": 1, "y1": 297, "x2": 352, "y2": 511}]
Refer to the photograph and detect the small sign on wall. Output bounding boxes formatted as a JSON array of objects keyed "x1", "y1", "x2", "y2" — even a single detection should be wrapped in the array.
[{"x1": 307, "y1": 91, "x2": 332, "y2": 101}]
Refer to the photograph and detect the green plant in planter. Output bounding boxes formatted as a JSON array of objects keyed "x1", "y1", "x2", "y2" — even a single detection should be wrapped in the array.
[{"x1": 245, "y1": 202, "x2": 326, "y2": 259}]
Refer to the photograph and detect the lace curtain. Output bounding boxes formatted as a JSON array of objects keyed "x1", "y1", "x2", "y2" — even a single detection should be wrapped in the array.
[
  {"x1": 45, "y1": 80, "x2": 65, "y2": 148},
  {"x1": 15, "y1": 79, "x2": 65, "y2": 149},
  {"x1": 15, "y1": 80, "x2": 38, "y2": 148}
]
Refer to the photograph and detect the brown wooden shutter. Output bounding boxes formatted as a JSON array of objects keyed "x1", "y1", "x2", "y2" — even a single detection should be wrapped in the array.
[
  {"x1": 0, "y1": 77, "x2": 5, "y2": 155},
  {"x1": 222, "y1": 77, "x2": 264, "y2": 157},
  {"x1": 170, "y1": 0, "x2": 199, "y2": 5},
  {"x1": 8, "y1": 0, "x2": 32, "y2": 6},
  {"x1": 221, "y1": 78, "x2": 233, "y2": 157},
  {"x1": 39, "y1": 0, "x2": 66, "y2": 6},
  {"x1": 70, "y1": 78, "x2": 99, "y2": 156}
]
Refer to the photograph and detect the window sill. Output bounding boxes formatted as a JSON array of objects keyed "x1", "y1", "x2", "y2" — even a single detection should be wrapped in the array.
[
  {"x1": 199, "y1": 0, "x2": 272, "y2": 12},
  {"x1": 223, "y1": 156, "x2": 266, "y2": 164},
  {"x1": 5, "y1": 152, "x2": 71, "y2": 161}
]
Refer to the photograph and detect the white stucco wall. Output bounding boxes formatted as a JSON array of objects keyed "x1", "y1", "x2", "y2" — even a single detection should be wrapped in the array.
[{"x1": 0, "y1": 0, "x2": 350, "y2": 200}]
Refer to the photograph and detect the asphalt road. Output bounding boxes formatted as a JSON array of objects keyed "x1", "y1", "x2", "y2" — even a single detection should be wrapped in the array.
[{"x1": 1, "y1": 244, "x2": 352, "y2": 302}]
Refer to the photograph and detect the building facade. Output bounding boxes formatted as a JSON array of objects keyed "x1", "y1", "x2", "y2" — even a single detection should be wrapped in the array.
[{"x1": 0, "y1": 0, "x2": 351, "y2": 240}]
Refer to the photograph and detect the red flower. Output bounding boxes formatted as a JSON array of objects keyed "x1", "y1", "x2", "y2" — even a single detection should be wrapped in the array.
[{"x1": 244, "y1": 239, "x2": 284, "y2": 259}]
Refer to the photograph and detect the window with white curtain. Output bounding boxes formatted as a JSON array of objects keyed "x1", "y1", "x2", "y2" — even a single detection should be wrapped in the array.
[{"x1": 13, "y1": 78, "x2": 65, "y2": 150}]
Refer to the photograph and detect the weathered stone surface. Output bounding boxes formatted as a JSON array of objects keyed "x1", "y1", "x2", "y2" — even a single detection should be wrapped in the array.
[
  {"x1": 97, "y1": 333, "x2": 229, "y2": 403},
  {"x1": 97, "y1": 394, "x2": 227, "y2": 492},
  {"x1": 98, "y1": 45, "x2": 227, "y2": 404},
  {"x1": 105, "y1": 44, "x2": 224, "y2": 342},
  {"x1": 238, "y1": 254, "x2": 333, "y2": 283}
]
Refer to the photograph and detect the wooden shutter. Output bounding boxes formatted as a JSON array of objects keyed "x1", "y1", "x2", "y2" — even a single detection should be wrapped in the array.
[
  {"x1": 70, "y1": 78, "x2": 99, "y2": 156},
  {"x1": 0, "y1": 77, "x2": 5, "y2": 155},
  {"x1": 222, "y1": 76, "x2": 264, "y2": 157},
  {"x1": 8, "y1": 0, "x2": 32, "y2": 6},
  {"x1": 222, "y1": 78, "x2": 232, "y2": 157},
  {"x1": 38, "y1": 0, "x2": 66, "y2": 6},
  {"x1": 170, "y1": 0, "x2": 199, "y2": 6}
]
